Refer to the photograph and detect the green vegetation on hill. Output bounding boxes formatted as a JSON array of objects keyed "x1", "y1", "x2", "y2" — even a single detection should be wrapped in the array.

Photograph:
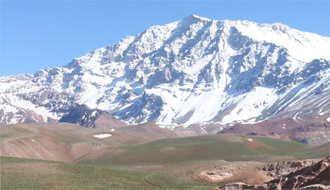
[
  {"x1": 1, "y1": 156, "x2": 229, "y2": 189},
  {"x1": 2, "y1": 123, "x2": 329, "y2": 189},
  {"x1": 77, "y1": 134, "x2": 321, "y2": 168}
]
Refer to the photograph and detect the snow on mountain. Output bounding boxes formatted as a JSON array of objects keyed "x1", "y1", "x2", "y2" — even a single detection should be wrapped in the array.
[{"x1": 1, "y1": 14, "x2": 330, "y2": 127}]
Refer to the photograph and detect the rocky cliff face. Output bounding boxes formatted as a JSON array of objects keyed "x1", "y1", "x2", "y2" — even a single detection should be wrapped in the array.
[
  {"x1": 219, "y1": 156, "x2": 330, "y2": 190},
  {"x1": 263, "y1": 156, "x2": 330, "y2": 190},
  {"x1": 1, "y1": 14, "x2": 330, "y2": 127},
  {"x1": 261, "y1": 159, "x2": 320, "y2": 179}
]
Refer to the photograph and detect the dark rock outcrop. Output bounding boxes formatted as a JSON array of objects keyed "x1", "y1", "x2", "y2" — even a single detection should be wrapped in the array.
[
  {"x1": 219, "y1": 156, "x2": 330, "y2": 190},
  {"x1": 59, "y1": 104, "x2": 126, "y2": 129},
  {"x1": 261, "y1": 159, "x2": 319, "y2": 178}
]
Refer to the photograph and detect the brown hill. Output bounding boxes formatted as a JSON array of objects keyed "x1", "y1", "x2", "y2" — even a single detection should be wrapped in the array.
[
  {"x1": 219, "y1": 115, "x2": 330, "y2": 145},
  {"x1": 0, "y1": 123, "x2": 104, "y2": 162},
  {"x1": 0, "y1": 122, "x2": 180, "y2": 162}
]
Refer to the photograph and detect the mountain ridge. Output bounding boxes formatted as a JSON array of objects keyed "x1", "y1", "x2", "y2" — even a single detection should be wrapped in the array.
[{"x1": 1, "y1": 15, "x2": 330, "y2": 127}]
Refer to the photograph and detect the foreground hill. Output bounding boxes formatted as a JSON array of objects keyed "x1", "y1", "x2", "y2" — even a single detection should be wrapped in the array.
[
  {"x1": 1, "y1": 14, "x2": 330, "y2": 128},
  {"x1": 2, "y1": 122, "x2": 328, "y2": 167},
  {"x1": 1, "y1": 156, "x2": 229, "y2": 189},
  {"x1": 1, "y1": 122, "x2": 329, "y2": 189},
  {"x1": 219, "y1": 156, "x2": 330, "y2": 189},
  {"x1": 2, "y1": 155, "x2": 329, "y2": 189}
]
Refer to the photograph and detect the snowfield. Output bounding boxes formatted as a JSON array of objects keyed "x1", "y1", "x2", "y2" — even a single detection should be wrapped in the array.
[
  {"x1": 1, "y1": 14, "x2": 330, "y2": 127},
  {"x1": 93, "y1": 134, "x2": 112, "y2": 138}
]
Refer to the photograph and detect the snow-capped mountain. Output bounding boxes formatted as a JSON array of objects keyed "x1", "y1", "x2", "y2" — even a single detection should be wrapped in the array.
[{"x1": 1, "y1": 14, "x2": 330, "y2": 127}]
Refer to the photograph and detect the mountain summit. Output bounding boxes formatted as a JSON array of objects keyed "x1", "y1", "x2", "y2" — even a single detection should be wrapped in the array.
[{"x1": 1, "y1": 15, "x2": 330, "y2": 127}]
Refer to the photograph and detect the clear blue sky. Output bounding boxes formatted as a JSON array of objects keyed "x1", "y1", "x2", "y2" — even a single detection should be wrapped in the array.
[{"x1": 1, "y1": 1, "x2": 329, "y2": 77}]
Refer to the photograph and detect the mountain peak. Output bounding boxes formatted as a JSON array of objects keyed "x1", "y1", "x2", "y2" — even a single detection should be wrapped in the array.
[
  {"x1": 1, "y1": 15, "x2": 330, "y2": 127},
  {"x1": 182, "y1": 14, "x2": 211, "y2": 23}
]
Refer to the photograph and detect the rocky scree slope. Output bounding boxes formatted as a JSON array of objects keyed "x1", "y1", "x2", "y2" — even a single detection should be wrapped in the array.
[
  {"x1": 219, "y1": 156, "x2": 330, "y2": 190},
  {"x1": 1, "y1": 14, "x2": 330, "y2": 127}
]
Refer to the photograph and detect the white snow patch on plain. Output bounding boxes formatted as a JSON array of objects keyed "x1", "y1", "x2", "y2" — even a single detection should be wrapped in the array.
[
  {"x1": 248, "y1": 138, "x2": 253, "y2": 141},
  {"x1": 32, "y1": 139, "x2": 35, "y2": 142},
  {"x1": 110, "y1": 128, "x2": 115, "y2": 132},
  {"x1": 93, "y1": 134, "x2": 112, "y2": 138},
  {"x1": 327, "y1": 117, "x2": 330, "y2": 122}
]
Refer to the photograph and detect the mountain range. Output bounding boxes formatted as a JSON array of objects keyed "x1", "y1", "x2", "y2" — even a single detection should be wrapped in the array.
[{"x1": 1, "y1": 14, "x2": 330, "y2": 128}]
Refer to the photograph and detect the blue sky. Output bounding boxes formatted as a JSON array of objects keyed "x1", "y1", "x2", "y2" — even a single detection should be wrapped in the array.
[{"x1": 1, "y1": 1, "x2": 329, "y2": 77}]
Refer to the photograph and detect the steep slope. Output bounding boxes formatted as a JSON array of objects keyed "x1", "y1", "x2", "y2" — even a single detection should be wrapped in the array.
[
  {"x1": 59, "y1": 104, "x2": 126, "y2": 129},
  {"x1": 1, "y1": 14, "x2": 330, "y2": 127}
]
